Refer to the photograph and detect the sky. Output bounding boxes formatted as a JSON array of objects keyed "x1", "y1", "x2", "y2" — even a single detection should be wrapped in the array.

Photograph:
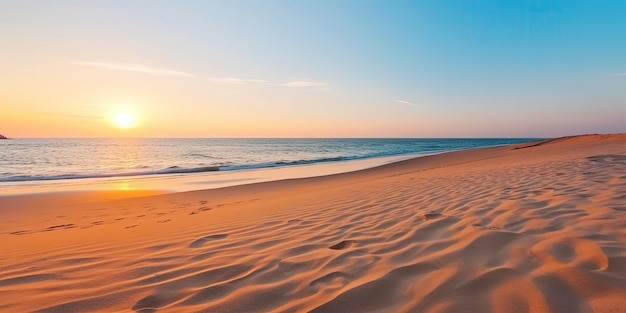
[{"x1": 1, "y1": 0, "x2": 624, "y2": 138}]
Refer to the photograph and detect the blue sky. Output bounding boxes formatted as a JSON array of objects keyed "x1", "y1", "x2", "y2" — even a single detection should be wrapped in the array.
[{"x1": 1, "y1": 0, "x2": 624, "y2": 137}]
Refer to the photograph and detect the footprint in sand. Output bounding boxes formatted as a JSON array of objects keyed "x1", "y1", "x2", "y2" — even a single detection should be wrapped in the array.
[
  {"x1": 418, "y1": 212, "x2": 444, "y2": 221},
  {"x1": 189, "y1": 207, "x2": 212, "y2": 215},
  {"x1": 329, "y1": 240, "x2": 355, "y2": 250},
  {"x1": 309, "y1": 271, "x2": 350, "y2": 289},
  {"x1": 189, "y1": 234, "x2": 228, "y2": 248}
]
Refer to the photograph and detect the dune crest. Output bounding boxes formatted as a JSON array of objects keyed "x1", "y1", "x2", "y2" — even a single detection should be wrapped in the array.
[{"x1": 1, "y1": 134, "x2": 625, "y2": 312}]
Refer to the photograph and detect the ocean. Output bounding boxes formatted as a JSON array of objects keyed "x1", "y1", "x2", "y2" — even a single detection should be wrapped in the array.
[{"x1": 0, "y1": 138, "x2": 539, "y2": 183}]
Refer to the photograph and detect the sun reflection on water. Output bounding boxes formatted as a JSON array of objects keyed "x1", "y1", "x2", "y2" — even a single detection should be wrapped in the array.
[{"x1": 116, "y1": 180, "x2": 132, "y2": 191}]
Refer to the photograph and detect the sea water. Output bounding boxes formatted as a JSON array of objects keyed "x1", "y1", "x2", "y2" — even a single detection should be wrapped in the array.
[{"x1": 0, "y1": 138, "x2": 539, "y2": 183}]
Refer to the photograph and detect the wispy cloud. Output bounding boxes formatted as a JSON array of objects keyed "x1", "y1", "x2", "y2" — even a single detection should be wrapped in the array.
[
  {"x1": 208, "y1": 77, "x2": 330, "y2": 90},
  {"x1": 396, "y1": 99, "x2": 421, "y2": 107},
  {"x1": 616, "y1": 73, "x2": 626, "y2": 76},
  {"x1": 279, "y1": 80, "x2": 329, "y2": 89},
  {"x1": 72, "y1": 61, "x2": 196, "y2": 78},
  {"x1": 206, "y1": 77, "x2": 270, "y2": 85},
  {"x1": 72, "y1": 61, "x2": 329, "y2": 89},
  {"x1": 45, "y1": 112, "x2": 101, "y2": 119},
  {"x1": 64, "y1": 114, "x2": 102, "y2": 119}
]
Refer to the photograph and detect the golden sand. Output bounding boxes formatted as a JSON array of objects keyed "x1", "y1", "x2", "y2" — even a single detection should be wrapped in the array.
[{"x1": 1, "y1": 134, "x2": 625, "y2": 312}]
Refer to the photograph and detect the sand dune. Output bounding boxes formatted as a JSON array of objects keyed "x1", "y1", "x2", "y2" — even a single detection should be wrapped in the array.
[{"x1": 1, "y1": 134, "x2": 625, "y2": 312}]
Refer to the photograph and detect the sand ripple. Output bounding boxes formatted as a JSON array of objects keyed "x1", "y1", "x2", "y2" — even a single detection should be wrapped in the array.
[{"x1": 1, "y1": 134, "x2": 625, "y2": 312}]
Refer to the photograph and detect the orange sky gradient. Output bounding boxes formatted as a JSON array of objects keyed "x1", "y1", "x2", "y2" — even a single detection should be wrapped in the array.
[{"x1": 1, "y1": 1, "x2": 624, "y2": 138}]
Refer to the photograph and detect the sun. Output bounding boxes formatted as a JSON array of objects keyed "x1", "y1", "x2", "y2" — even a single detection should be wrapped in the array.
[{"x1": 111, "y1": 112, "x2": 137, "y2": 129}]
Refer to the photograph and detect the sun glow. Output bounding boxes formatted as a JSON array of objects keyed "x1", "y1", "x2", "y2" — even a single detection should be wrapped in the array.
[{"x1": 111, "y1": 112, "x2": 137, "y2": 129}]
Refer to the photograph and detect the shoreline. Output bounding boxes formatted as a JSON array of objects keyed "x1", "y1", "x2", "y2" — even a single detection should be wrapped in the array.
[
  {"x1": 0, "y1": 152, "x2": 437, "y2": 197},
  {"x1": 1, "y1": 134, "x2": 625, "y2": 312},
  {"x1": 0, "y1": 138, "x2": 541, "y2": 194}
]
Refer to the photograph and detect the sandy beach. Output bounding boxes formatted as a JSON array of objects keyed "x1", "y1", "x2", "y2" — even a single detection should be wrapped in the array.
[{"x1": 1, "y1": 134, "x2": 625, "y2": 312}]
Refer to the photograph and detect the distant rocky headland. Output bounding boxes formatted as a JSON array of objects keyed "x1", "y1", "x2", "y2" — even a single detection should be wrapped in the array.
[{"x1": 0, "y1": 134, "x2": 8, "y2": 139}]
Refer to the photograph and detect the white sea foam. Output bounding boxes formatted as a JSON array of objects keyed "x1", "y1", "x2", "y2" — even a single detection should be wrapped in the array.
[{"x1": 0, "y1": 138, "x2": 539, "y2": 184}]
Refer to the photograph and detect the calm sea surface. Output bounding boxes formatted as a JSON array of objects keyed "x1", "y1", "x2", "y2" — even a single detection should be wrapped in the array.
[{"x1": 0, "y1": 138, "x2": 539, "y2": 182}]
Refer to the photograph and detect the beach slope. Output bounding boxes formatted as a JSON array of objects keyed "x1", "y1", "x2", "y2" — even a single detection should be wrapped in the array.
[{"x1": 1, "y1": 134, "x2": 625, "y2": 312}]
